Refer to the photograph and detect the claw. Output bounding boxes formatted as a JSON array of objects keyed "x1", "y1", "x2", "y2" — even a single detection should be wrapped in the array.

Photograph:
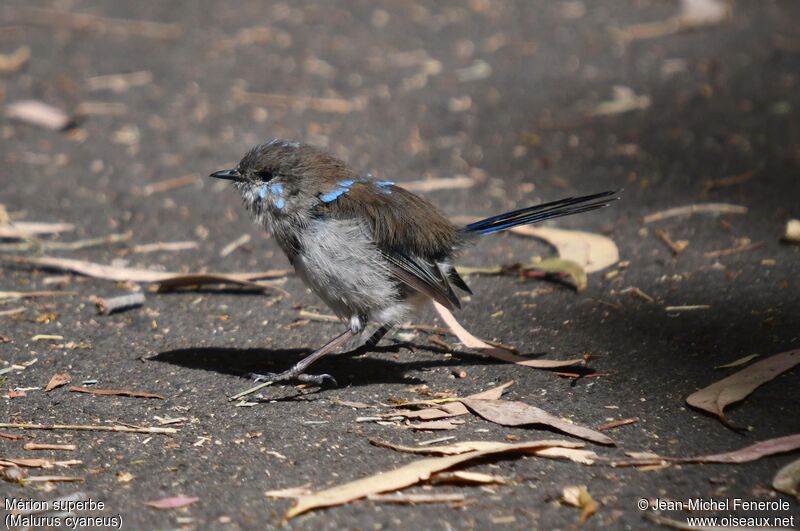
[
  {"x1": 249, "y1": 371, "x2": 336, "y2": 387},
  {"x1": 296, "y1": 373, "x2": 338, "y2": 386}
]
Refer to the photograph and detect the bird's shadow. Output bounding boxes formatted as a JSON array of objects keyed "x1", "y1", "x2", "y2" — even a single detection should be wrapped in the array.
[{"x1": 151, "y1": 341, "x2": 566, "y2": 387}]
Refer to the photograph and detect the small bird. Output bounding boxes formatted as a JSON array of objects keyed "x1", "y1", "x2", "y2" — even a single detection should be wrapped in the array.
[{"x1": 211, "y1": 139, "x2": 618, "y2": 385}]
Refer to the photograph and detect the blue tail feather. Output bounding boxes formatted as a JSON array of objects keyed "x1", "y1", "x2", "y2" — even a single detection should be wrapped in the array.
[{"x1": 462, "y1": 190, "x2": 619, "y2": 236}]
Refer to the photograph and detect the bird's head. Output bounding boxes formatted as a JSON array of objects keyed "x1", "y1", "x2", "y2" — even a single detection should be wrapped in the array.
[{"x1": 210, "y1": 139, "x2": 352, "y2": 219}]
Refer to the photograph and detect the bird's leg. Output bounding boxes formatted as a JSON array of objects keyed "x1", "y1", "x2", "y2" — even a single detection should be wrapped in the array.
[
  {"x1": 250, "y1": 315, "x2": 366, "y2": 386},
  {"x1": 364, "y1": 323, "x2": 393, "y2": 349}
]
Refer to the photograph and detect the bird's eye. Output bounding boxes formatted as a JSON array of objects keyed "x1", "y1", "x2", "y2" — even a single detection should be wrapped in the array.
[{"x1": 256, "y1": 170, "x2": 273, "y2": 182}]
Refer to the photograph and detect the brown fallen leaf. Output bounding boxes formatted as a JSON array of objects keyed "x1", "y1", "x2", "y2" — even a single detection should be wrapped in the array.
[
  {"x1": 686, "y1": 349, "x2": 800, "y2": 428},
  {"x1": 370, "y1": 438, "x2": 595, "y2": 464},
  {"x1": 68, "y1": 386, "x2": 164, "y2": 400},
  {"x1": 285, "y1": 440, "x2": 582, "y2": 520},
  {"x1": 1, "y1": 255, "x2": 290, "y2": 292},
  {"x1": 144, "y1": 496, "x2": 199, "y2": 509},
  {"x1": 610, "y1": 433, "x2": 800, "y2": 467},
  {"x1": 45, "y1": 373, "x2": 72, "y2": 392},
  {"x1": 0, "y1": 432, "x2": 24, "y2": 440},
  {"x1": 642, "y1": 203, "x2": 747, "y2": 223},
  {"x1": 529, "y1": 258, "x2": 587, "y2": 292},
  {"x1": 461, "y1": 399, "x2": 614, "y2": 446},
  {"x1": 508, "y1": 226, "x2": 619, "y2": 274},
  {"x1": 6, "y1": 389, "x2": 26, "y2": 399},
  {"x1": 433, "y1": 302, "x2": 583, "y2": 369},
  {"x1": 24, "y1": 442, "x2": 77, "y2": 451},
  {"x1": 5, "y1": 100, "x2": 73, "y2": 130},
  {"x1": 389, "y1": 381, "x2": 514, "y2": 421},
  {"x1": 561, "y1": 485, "x2": 599, "y2": 524},
  {"x1": 772, "y1": 457, "x2": 800, "y2": 499}
]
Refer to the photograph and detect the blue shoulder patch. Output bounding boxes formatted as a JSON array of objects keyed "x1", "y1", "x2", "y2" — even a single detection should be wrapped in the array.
[{"x1": 320, "y1": 188, "x2": 349, "y2": 203}]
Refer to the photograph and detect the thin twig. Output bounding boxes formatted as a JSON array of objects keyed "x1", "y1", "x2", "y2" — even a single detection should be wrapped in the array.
[
  {"x1": 0, "y1": 422, "x2": 177, "y2": 434},
  {"x1": 229, "y1": 380, "x2": 275, "y2": 402}
]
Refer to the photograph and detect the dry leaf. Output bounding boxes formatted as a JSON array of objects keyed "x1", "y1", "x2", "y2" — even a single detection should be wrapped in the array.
[
  {"x1": 561, "y1": 485, "x2": 599, "y2": 524},
  {"x1": 6, "y1": 100, "x2": 72, "y2": 130},
  {"x1": 434, "y1": 302, "x2": 583, "y2": 368},
  {"x1": 715, "y1": 354, "x2": 759, "y2": 370},
  {"x1": 68, "y1": 386, "x2": 165, "y2": 400},
  {"x1": 610, "y1": 433, "x2": 800, "y2": 467},
  {"x1": 389, "y1": 381, "x2": 514, "y2": 421},
  {"x1": 2, "y1": 255, "x2": 290, "y2": 292},
  {"x1": 370, "y1": 438, "x2": 584, "y2": 456},
  {"x1": 784, "y1": 219, "x2": 800, "y2": 243},
  {"x1": 45, "y1": 373, "x2": 72, "y2": 392},
  {"x1": 144, "y1": 496, "x2": 199, "y2": 509},
  {"x1": 686, "y1": 349, "x2": 799, "y2": 427},
  {"x1": 529, "y1": 258, "x2": 588, "y2": 292},
  {"x1": 286, "y1": 440, "x2": 581, "y2": 520},
  {"x1": 642, "y1": 203, "x2": 747, "y2": 223},
  {"x1": 772, "y1": 458, "x2": 800, "y2": 499},
  {"x1": 461, "y1": 399, "x2": 614, "y2": 445},
  {"x1": 508, "y1": 226, "x2": 619, "y2": 273}
]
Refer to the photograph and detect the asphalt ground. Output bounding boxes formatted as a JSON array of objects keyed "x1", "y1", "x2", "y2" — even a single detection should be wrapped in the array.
[{"x1": 1, "y1": 1, "x2": 799, "y2": 529}]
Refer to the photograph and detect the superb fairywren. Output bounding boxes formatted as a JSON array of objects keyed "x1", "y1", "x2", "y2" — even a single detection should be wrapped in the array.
[{"x1": 211, "y1": 139, "x2": 618, "y2": 385}]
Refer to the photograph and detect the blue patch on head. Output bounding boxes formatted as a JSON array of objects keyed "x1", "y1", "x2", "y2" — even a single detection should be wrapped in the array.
[
  {"x1": 270, "y1": 183, "x2": 284, "y2": 195},
  {"x1": 258, "y1": 185, "x2": 268, "y2": 200},
  {"x1": 275, "y1": 197, "x2": 285, "y2": 209},
  {"x1": 320, "y1": 188, "x2": 349, "y2": 203},
  {"x1": 375, "y1": 181, "x2": 394, "y2": 187},
  {"x1": 338, "y1": 179, "x2": 355, "y2": 187}
]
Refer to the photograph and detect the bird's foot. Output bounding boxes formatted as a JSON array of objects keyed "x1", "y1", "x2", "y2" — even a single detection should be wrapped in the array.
[{"x1": 249, "y1": 370, "x2": 337, "y2": 387}]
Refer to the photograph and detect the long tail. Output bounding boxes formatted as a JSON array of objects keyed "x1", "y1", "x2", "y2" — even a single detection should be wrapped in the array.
[{"x1": 461, "y1": 190, "x2": 620, "y2": 236}]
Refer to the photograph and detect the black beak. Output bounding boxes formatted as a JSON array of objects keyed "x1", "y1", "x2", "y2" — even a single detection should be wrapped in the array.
[{"x1": 209, "y1": 168, "x2": 243, "y2": 182}]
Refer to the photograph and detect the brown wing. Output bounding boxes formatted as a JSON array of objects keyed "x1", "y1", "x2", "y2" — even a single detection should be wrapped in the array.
[{"x1": 315, "y1": 180, "x2": 462, "y2": 309}]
